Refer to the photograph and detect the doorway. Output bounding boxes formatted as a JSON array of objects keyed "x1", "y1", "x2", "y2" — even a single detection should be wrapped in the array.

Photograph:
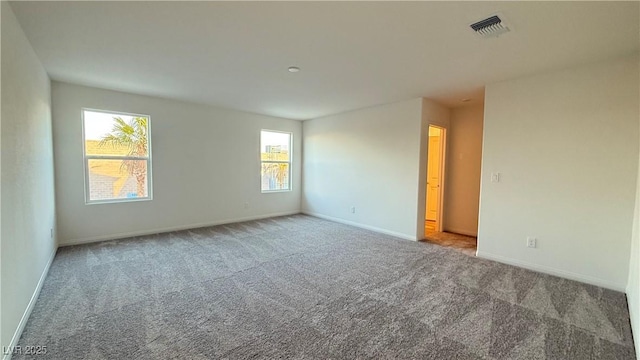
[{"x1": 425, "y1": 125, "x2": 445, "y2": 232}]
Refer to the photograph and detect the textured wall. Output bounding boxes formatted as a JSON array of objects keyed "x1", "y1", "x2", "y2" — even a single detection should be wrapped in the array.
[
  {"x1": 443, "y1": 105, "x2": 484, "y2": 236},
  {"x1": 302, "y1": 99, "x2": 424, "y2": 240},
  {"x1": 52, "y1": 82, "x2": 302, "y2": 245},
  {"x1": 1, "y1": 1, "x2": 57, "y2": 352},
  {"x1": 478, "y1": 55, "x2": 640, "y2": 290}
]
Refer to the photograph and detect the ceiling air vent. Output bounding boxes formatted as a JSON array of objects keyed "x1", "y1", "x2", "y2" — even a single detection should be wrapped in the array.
[{"x1": 470, "y1": 14, "x2": 510, "y2": 38}]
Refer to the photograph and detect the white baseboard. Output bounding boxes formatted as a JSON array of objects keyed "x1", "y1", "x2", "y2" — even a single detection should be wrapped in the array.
[
  {"x1": 3, "y1": 247, "x2": 57, "y2": 360},
  {"x1": 60, "y1": 211, "x2": 301, "y2": 246},
  {"x1": 442, "y1": 227, "x2": 477, "y2": 237},
  {"x1": 476, "y1": 251, "x2": 626, "y2": 292},
  {"x1": 302, "y1": 211, "x2": 416, "y2": 241},
  {"x1": 628, "y1": 296, "x2": 640, "y2": 359}
]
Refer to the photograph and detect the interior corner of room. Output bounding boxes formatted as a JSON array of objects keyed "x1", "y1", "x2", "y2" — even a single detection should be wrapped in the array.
[{"x1": 2, "y1": 1, "x2": 640, "y2": 359}]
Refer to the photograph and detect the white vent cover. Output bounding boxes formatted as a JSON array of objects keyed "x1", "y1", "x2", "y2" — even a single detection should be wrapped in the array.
[{"x1": 470, "y1": 14, "x2": 510, "y2": 38}]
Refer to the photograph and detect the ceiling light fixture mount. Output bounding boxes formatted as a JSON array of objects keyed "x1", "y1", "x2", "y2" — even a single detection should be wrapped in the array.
[{"x1": 288, "y1": 66, "x2": 300, "y2": 73}]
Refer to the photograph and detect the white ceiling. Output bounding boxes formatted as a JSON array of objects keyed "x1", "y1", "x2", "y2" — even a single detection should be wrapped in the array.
[{"x1": 10, "y1": 1, "x2": 640, "y2": 120}]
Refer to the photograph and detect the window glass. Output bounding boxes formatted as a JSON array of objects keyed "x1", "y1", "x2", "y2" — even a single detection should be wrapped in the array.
[{"x1": 83, "y1": 109, "x2": 151, "y2": 203}]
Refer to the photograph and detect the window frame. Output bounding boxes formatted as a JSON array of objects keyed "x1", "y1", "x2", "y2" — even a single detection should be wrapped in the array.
[
  {"x1": 82, "y1": 108, "x2": 153, "y2": 205},
  {"x1": 260, "y1": 129, "x2": 293, "y2": 193}
]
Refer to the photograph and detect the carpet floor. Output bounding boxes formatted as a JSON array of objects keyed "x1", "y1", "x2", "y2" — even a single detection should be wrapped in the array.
[{"x1": 15, "y1": 215, "x2": 636, "y2": 359}]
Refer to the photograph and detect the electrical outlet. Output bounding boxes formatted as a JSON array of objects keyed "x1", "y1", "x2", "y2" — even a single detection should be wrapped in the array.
[
  {"x1": 244, "y1": 202, "x2": 249, "y2": 209},
  {"x1": 526, "y1": 237, "x2": 537, "y2": 248},
  {"x1": 350, "y1": 206, "x2": 356, "y2": 214}
]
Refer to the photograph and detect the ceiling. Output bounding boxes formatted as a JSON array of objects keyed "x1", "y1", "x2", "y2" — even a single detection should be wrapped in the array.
[{"x1": 9, "y1": 1, "x2": 640, "y2": 120}]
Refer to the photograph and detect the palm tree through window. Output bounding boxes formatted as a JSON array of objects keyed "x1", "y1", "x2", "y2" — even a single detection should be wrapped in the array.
[
  {"x1": 260, "y1": 130, "x2": 292, "y2": 192},
  {"x1": 83, "y1": 109, "x2": 152, "y2": 203}
]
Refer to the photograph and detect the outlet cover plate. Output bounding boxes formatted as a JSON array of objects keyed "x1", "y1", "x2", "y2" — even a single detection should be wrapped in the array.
[{"x1": 526, "y1": 237, "x2": 537, "y2": 248}]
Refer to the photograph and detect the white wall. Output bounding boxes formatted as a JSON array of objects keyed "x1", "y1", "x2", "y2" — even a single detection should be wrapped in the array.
[
  {"x1": 478, "y1": 55, "x2": 640, "y2": 291},
  {"x1": 628, "y1": 146, "x2": 640, "y2": 359},
  {"x1": 1, "y1": 2, "x2": 57, "y2": 354},
  {"x1": 443, "y1": 105, "x2": 484, "y2": 236},
  {"x1": 53, "y1": 82, "x2": 301, "y2": 245},
  {"x1": 302, "y1": 99, "x2": 424, "y2": 240},
  {"x1": 627, "y1": 55, "x2": 640, "y2": 356}
]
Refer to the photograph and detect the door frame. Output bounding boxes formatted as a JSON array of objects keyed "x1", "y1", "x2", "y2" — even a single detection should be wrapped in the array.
[
  {"x1": 417, "y1": 116, "x2": 449, "y2": 241},
  {"x1": 426, "y1": 125, "x2": 447, "y2": 232}
]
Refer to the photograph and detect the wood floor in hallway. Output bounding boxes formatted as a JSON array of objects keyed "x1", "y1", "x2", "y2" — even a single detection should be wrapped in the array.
[{"x1": 423, "y1": 228, "x2": 477, "y2": 256}]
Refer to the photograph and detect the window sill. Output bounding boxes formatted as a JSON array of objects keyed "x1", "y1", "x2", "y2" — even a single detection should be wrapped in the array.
[{"x1": 85, "y1": 197, "x2": 153, "y2": 205}]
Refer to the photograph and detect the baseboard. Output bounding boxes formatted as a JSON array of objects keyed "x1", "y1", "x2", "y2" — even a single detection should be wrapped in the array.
[
  {"x1": 476, "y1": 251, "x2": 626, "y2": 292},
  {"x1": 442, "y1": 227, "x2": 477, "y2": 237},
  {"x1": 60, "y1": 211, "x2": 301, "y2": 246},
  {"x1": 3, "y1": 247, "x2": 57, "y2": 360},
  {"x1": 628, "y1": 296, "x2": 640, "y2": 359},
  {"x1": 302, "y1": 211, "x2": 416, "y2": 241}
]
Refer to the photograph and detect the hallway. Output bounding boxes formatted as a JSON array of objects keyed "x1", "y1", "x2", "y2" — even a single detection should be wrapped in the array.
[{"x1": 423, "y1": 229, "x2": 477, "y2": 256}]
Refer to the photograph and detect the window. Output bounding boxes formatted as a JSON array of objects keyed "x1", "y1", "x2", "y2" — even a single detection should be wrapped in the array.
[
  {"x1": 82, "y1": 109, "x2": 152, "y2": 203},
  {"x1": 261, "y1": 130, "x2": 292, "y2": 192}
]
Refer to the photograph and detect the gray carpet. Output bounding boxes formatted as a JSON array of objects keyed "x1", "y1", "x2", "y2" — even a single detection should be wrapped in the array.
[{"x1": 15, "y1": 215, "x2": 636, "y2": 359}]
